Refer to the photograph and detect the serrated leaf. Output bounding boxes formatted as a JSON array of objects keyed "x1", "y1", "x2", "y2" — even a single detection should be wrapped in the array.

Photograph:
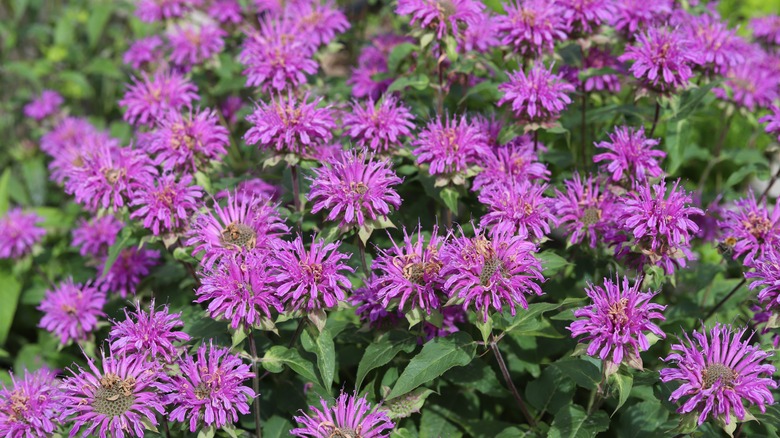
[
  {"x1": 301, "y1": 328, "x2": 336, "y2": 390},
  {"x1": 610, "y1": 371, "x2": 633, "y2": 415},
  {"x1": 548, "y1": 405, "x2": 609, "y2": 438},
  {"x1": 0, "y1": 268, "x2": 22, "y2": 346},
  {"x1": 388, "y1": 332, "x2": 476, "y2": 399},
  {"x1": 356, "y1": 331, "x2": 417, "y2": 390},
  {"x1": 380, "y1": 388, "x2": 435, "y2": 420},
  {"x1": 440, "y1": 187, "x2": 459, "y2": 214}
]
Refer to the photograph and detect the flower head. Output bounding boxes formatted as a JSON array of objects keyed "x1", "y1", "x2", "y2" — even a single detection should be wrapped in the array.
[
  {"x1": 291, "y1": 391, "x2": 395, "y2": 438},
  {"x1": 244, "y1": 92, "x2": 335, "y2": 157},
  {"x1": 40, "y1": 117, "x2": 105, "y2": 184},
  {"x1": 713, "y1": 49, "x2": 779, "y2": 111},
  {"x1": 286, "y1": 0, "x2": 350, "y2": 46},
  {"x1": 498, "y1": 62, "x2": 575, "y2": 124},
  {"x1": 458, "y1": 11, "x2": 499, "y2": 53},
  {"x1": 618, "y1": 179, "x2": 702, "y2": 274},
  {"x1": 373, "y1": 225, "x2": 444, "y2": 313},
  {"x1": 660, "y1": 324, "x2": 777, "y2": 425},
  {"x1": 119, "y1": 70, "x2": 199, "y2": 126},
  {"x1": 169, "y1": 23, "x2": 226, "y2": 69},
  {"x1": 610, "y1": 0, "x2": 671, "y2": 35},
  {"x1": 0, "y1": 368, "x2": 65, "y2": 437},
  {"x1": 440, "y1": 223, "x2": 544, "y2": 321},
  {"x1": 561, "y1": 0, "x2": 615, "y2": 35},
  {"x1": 63, "y1": 348, "x2": 165, "y2": 437},
  {"x1": 158, "y1": 342, "x2": 254, "y2": 432},
  {"x1": 350, "y1": 276, "x2": 404, "y2": 330},
  {"x1": 396, "y1": 0, "x2": 485, "y2": 40},
  {"x1": 208, "y1": 0, "x2": 243, "y2": 23},
  {"x1": 72, "y1": 215, "x2": 123, "y2": 257},
  {"x1": 593, "y1": 126, "x2": 665, "y2": 183},
  {"x1": 760, "y1": 105, "x2": 780, "y2": 142},
  {"x1": 496, "y1": 0, "x2": 569, "y2": 56},
  {"x1": 123, "y1": 36, "x2": 164, "y2": 69},
  {"x1": 348, "y1": 35, "x2": 413, "y2": 99},
  {"x1": 24, "y1": 90, "x2": 63, "y2": 120},
  {"x1": 136, "y1": 0, "x2": 193, "y2": 22},
  {"x1": 0, "y1": 208, "x2": 46, "y2": 259},
  {"x1": 144, "y1": 108, "x2": 229, "y2": 172},
  {"x1": 309, "y1": 150, "x2": 403, "y2": 228},
  {"x1": 343, "y1": 97, "x2": 416, "y2": 153},
  {"x1": 412, "y1": 115, "x2": 488, "y2": 181},
  {"x1": 751, "y1": 15, "x2": 780, "y2": 47},
  {"x1": 423, "y1": 306, "x2": 465, "y2": 340},
  {"x1": 38, "y1": 278, "x2": 106, "y2": 344},
  {"x1": 619, "y1": 26, "x2": 700, "y2": 93},
  {"x1": 562, "y1": 47, "x2": 623, "y2": 93},
  {"x1": 196, "y1": 251, "x2": 284, "y2": 330},
  {"x1": 98, "y1": 247, "x2": 161, "y2": 298},
  {"x1": 553, "y1": 173, "x2": 617, "y2": 248},
  {"x1": 677, "y1": 11, "x2": 743, "y2": 75},
  {"x1": 109, "y1": 299, "x2": 191, "y2": 363},
  {"x1": 473, "y1": 136, "x2": 550, "y2": 192},
  {"x1": 270, "y1": 234, "x2": 353, "y2": 312},
  {"x1": 130, "y1": 174, "x2": 203, "y2": 236},
  {"x1": 717, "y1": 191, "x2": 780, "y2": 266},
  {"x1": 569, "y1": 276, "x2": 666, "y2": 369},
  {"x1": 478, "y1": 180, "x2": 556, "y2": 240},
  {"x1": 746, "y1": 249, "x2": 780, "y2": 313},
  {"x1": 187, "y1": 191, "x2": 288, "y2": 269}
]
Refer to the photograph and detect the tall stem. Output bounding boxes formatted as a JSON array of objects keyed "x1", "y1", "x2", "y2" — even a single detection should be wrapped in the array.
[
  {"x1": 162, "y1": 416, "x2": 171, "y2": 438},
  {"x1": 704, "y1": 278, "x2": 747, "y2": 321},
  {"x1": 247, "y1": 329, "x2": 263, "y2": 438},
  {"x1": 758, "y1": 166, "x2": 780, "y2": 203},
  {"x1": 490, "y1": 342, "x2": 536, "y2": 427},
  {"x1": 533, "y1": 130, "x2": 539, "y2": 152},
  {"x1": 580, "y1": 89, "x2": 588, "y2": 168},
  {"x1": 355, "y1": 233, "x2": 369, "y2": 276},
  {"x1": 436, "y1": 45, "x2": 445, "y2": 115},
  {"x1": 291, "y1": 164, "x2": 302, "y2": 229},
  {"x1": 648, "y1": 100, "x2": 661, "y2": 138}
]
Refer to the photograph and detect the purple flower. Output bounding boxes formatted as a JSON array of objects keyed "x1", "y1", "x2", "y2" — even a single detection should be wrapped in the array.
[
  {"x1": 291, "y1": 391, "x2": 395, "y2": 438},
  {"x1": 459, "y1": 12, "x2": 499, "y2": 53},
  {"x1": 660, "y1": 324, "x2": 777, "y2": 425},
  {"x1": 752, "y1": 306, "x2": 780, "y2": 349},
  {"x1": 554, "y1": 173, "x2": 617, "y2": 248},
  {"x1": 40, "y1": 117, "x2": 104, "y2": 184},
  {"x1": 119, "y1": 70, "x2": 199, "y2": 126},
  {"x1": 144, "y1": 108, "x2": 229, "y2": 172},
  {"x1": 239, "y1": 16, "x2": 318, "y2": 91},
  {"x1": 610, "y1": 0, "x2": 671, "y2": 35},
  {"x1": 479, "y1": 181, "x2": 556, "y2": 240},
  {"x1": 38, "y1": 278, "x2": 106, "y2": 344},
  {"x1": 109, "y1": 299, "x2": 191, "y2": 363},
  {"x1": 569, "y1": 276, "x2": 665, "y2": 370},
  {"x1": 760, "y1": 105, "x2": 780, "y2": 142},
  {"x1": 63, "y1": 349, "x2": 165, "y2": 438},
  {"x1": 230, "y1": 177, "x2": 280, "y2": 202},
  {"x1": 286, "y1": 0, "x2": 350, "y2": 46},
  {"x1": 746, "y1": 249, "x2": 780, "y2": 313},
  {"x1": 169, "y1": 23, "x2": 226, "y2": 69},
  {"x1": 221, "y1": 95, "x2": 243, "y2": 125},
  {"x1": 440, "y1": 223, "x2": 544, "y2": 322},
  {"x1": 423, "y1": 306, "x2": 465, "y2": 340},
  {"x1": 130, "y1": 174, "x2": 203, "y2": 236},
  {"x1": 619, "y1": 26, "x2": 700, "y2": 93},
  {"x1": 714, "y1": 48, "x2": 779, "y2": 111},
  {"x1": 158, "y1": 342, "x2": 254, "y2": 432},
  {"x1": 98, "y1": 247, "x2": 161, "y2": 298},
  {"x1": 618, "y1": 179, "x2": 703, "y2": 274},
  {"x1": 676, "y1": 11, "x2": 743, "y2": 75},
  {"x1": 24, "y1": 90, "x2": 63, "y2": 120},
  {"x1": 136, "y1": 0, "x2": 193, "y2": 22},
  {"x1": 412, "y1": 115, "x2": 488, "y2": 181},
  {"x1": 196, "y1": 251, "x2": 284, "y2": 330},
  {"x1": 123, "y1": 36, "x2": 164, "y2": 69},
  {"x1": 348, "y1": 35, "x2": 413, "y2": 99},
  {"x1": 0, "y1": 208, "x2": 46, "y2": 259},
  {"x1": 350, "y1": 276, "x2": 404, "y2": 329},
  {"x1": 309, "y1": 150, "x2": 403, "y2": 228},
  {"x1": 498, "y1": 62, "x2": 575, "y2": 124},
  {"x1": 187, "y1": 190, "x2": 288, "y2": 269},
  {"x1": 343, "y1": 97, "x2": 416, "y2": 153},
  {"x1": 72, "y1": 215, "x2": 123, "y2": 257},
  {"x1": 270, "y1": 234, "x2": 353, "y2": 312},
  {"x1": 751, "y1": 15, "x2": 780, "y2": 47},
  {"x1": 373, "y1": 225, "x2": 444, "y2": 313},
  {"x1": 473, "y1": 136, "x2": 550, "y2": 192},
  {"x1": 563, "y1": 47, "x2": 623, "y2": 93},
  {"x1": 70, "y1": 143, "x2": 156, "y2": 212},
  {"x1": 208, "y1": 0, "x2": 243, "y2": 24},
  {"x1": 718, "y1": 191, "x2": 780, "y2": 266},
  {"x1": 0, "y1": 368, "x2": 65, "y2": 437},
  {"x1": 396, "y1": 0, "x2": 484, "y2": 40},
  {"x1": 593, "y1": 126, "x2": 665, "y2": 183},
  {"x1": 244, "y1": 92, "x2": 335, "y2": 157},
  {"x1": 561, "y1": 0, "x2": 615, "y2": 35},
  {"x1": 496, "y1": 0, "x2": 569, "y2": 56}
]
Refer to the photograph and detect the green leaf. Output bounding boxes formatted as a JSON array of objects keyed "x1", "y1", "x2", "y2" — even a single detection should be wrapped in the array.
[
  {"x1": 263, "y1": 416, "x2": 293, "y2": 438},
  {"x1": 610, "y1": 371, "x2": 633, "y2": 415},
  {"x1": 475, "y1": 315, "x2": 493, "y2": 344},
  {"x1": 537, "y1": 250, "x2": 571, "y2": 275},
  {"x1": 261, "y1": 346, "x2": 319, "y2": 384},
  {"x1": 440, "y1": 187, "x2": 459, "y2": 214},
  {"x1": 618, "y1": 399, "x2": 669, "y2": 437},
  {"x1": 495, "y1": 298, "x2": 583, "y2": 334},
  {"x1": 387, "y1": 75, "x2": 430, "y2": 93},
  {"x1": 12, "y1": 0, "x2": 29, "y2": 21},
  {"x1": 526, "y1": 365, "x2": 576, "y2": 416},
  {"x1": 0, "y1": 268, "x2": 22, "y2": 346},
  {"x1": 665, "y1": 119, "x2": 690, "y2": 175},
  {"x1": 0, "y1": 169, "x2": 10, "y2": 214},
  {"x1": 380, "y1": 388, "x2": 435, "y2": 420},
  {"x1": 231, "y1": 329, "x2": 247, "y2": 348},
  {"x1": 356, "y1": 331, "x2": 417, "y2": 390},
  {"x1": 550, "y1": 358, "x2": 601, "y2": 390},
  {"x1": 420, "y1": 409, "x2": 462, "y2": 438},
  {"x1": 388, "y1": 332, "x2": 476, "y2": 399},
  {"x1": 420, "y1": 33, "x2": 435, "y2": 49},
  {"x1": 444, "y1": 35, "x2": 458, "y2": 62},
  {"x1": 387, "y1": 43, "x2": 417, "y2": 73},
  {"x1": 725, "y1": 162, "x2": 770, "y2": 188},
  {"x1": 301, "y1": 328, "x2": 336, "y2": 390},
  {"x1": 20, "y1": 157, "x2": 47, "y2": 206},
  {"x1": 102, "y1": 227, "x2": 135, "y2": 276},
  {"x1": 459, "y1": 81, "x2": 501, "y2": 104},
  {"x1": 87, "y1": 4, "x2": 112, "y2": 49},
  {"x1": 548, "y1": 405, "x2": 609, "y2": 438},
  {"x1": 669, "y1": 81, "x2": 719, "y2": 123}
]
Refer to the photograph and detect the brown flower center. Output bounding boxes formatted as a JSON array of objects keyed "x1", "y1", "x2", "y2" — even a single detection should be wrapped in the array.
[
  {"x1": 607, "y1": 298, "x2": 629, "y2": 325},
  {"x1": 743, "y1": 212, "x2": 772, "y2": 240},
  {"x1": 220, "y1": 222, "x2": 257, "y2": 249},
  {"x1": 302, "y1": 262, "x2": 324, "y2": 281},
  {"x1": 582, "y1": 208, "x2": 601, "y2": 225},
  {"x1": 351, "y1": 182, "x2": 369, "y2": 195},
  {"x1": 480, "y1": 258, "x2": 503, "y2": 286},
  {"x1": 318, "y1": 421, "x2": 362, "y2": 438},
  {"x1": 104, "y1": 168, "x2": 122, "y2": 185},
  {"x1": 194, "y1": 382, "x2": 211, "y2": 400},
  {"x1": 702, "y1": 363, "x2": 737, "y2": 389},
  {"x1": 92, "y1": 373, "x2": 136, "y2": 417}
]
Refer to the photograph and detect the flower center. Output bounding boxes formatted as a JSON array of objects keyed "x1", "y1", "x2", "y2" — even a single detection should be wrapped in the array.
[
  {"x1": 607, "y1": 298, "x2": 629, "y2": 325},
  {"x1": 582, "y1": 208, "x2": 601, "y2": 225},
  {"x1": 92, "y1": 373, "x2": 136, "y2": 417},
  {"x1": 194, "y1": 382, "x2": 211, "y2": 400},
  {"x1": 220, "y1": 222, "x2": 257, "y2": 249},
  {"x1": 104, "y1": 168, "x2": 122, "y2": 185},
  {"x1": 480, "y1": 257, "x2": 503, "y2": 286},
  {"x1": 301, "y1": 262, "x2": 324, "y2": 281},
  {"x1": 318, "y1": 422, "x2": 362, "y2": 438},
  {"x1": 61, "y1": 304, "x2": 77, "y2": 315},
  {"x1": 702, "y1": 363, "x2": 737, "y2": 389},
  {"x1": 351, "y1": 182, "x2": 369, "y2": 195},
  {"x1": 744, "y1": 212, "x2": 772, "y2": 240},
  {"x1": 9, "y1": 391, "x2": 29, "y2": 421}
]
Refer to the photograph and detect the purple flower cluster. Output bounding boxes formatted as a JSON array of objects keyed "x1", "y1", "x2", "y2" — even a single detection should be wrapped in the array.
[
  {"x1": 0, "y1": 208, "x2": 46, "y2": 259},
  {"x1": 619, "y1": 26, "x2": 700, "y2": 93},
  {"x1": 718, "y1": 191, "x2": 780, "y2": 266},
  {"x1": 498, "y1": 62, "x2": 575, "y2": 125},
  {"x1": 24, "y1": 90, "x2": 63, "y2": 121},
  {"x1": 413, "y1": 115, "x2": 488, "y2": 182},
  {"x1": 292, "y1": 391, "x2": 394, "y2": 437},
  {"x1": 0, "y1": 368, "x2": 65, "y2": 437},
  {"x1": 38, "y1": 278, "x2": 106, "y2": 344},
  {"x1": 593, "y1": 126, "x2": 665, "y2": 183},
  {"x1": 343, "y1": 97, "x2": 416, "y2": 153}
]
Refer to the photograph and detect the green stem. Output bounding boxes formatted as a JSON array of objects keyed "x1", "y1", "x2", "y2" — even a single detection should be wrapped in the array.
[
  {"x1": 355, "y1": 232, "x2": 369, "y2": 276},
  {"x1": 291, "y1": 164, "x2": 302, "y2": 230},
  {"x1": 704, "y1": 278, "x2": 747, "y2": 321},
  {"x1": 490, "y1": 342, "x2": 537, "y2": 427},
  {"x1": 648, "y1": 100, "x2": 661, "y2": 138},
  {"x1": 247, "y1": 329, "x2": 263, "y2": 438}
]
